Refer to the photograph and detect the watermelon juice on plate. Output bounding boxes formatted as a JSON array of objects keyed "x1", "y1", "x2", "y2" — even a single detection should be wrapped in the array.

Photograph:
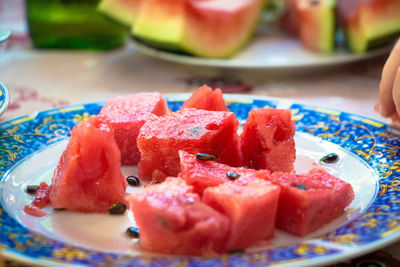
[{"x1": 0, "y1": 93, "x2": 399, "y2": 267}]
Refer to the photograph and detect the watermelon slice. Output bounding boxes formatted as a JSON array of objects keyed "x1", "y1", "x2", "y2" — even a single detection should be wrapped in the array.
[
  {"x1": 337, "y1": 0, "x2": 400, "y2": 53},
  {"x1": 99, "y1": 92, "x2": 168, "y2": 165},
  {"x1": 137, "y1": 109, "x2": 242, "y2": 181},
  {"x1": 49, "y1": 115, "x2": 127, "y2": 213},
  {"x1": 128, "y1": 177, "x2": 229, "y2": 255},
  {"x1": 132, "y1": 0, "x2": 265, "y2": 58},
  {"x1": 280, "y1": 0, "x2": 301, "y2": 37},
  {"x1": 270, "y1": 168, "x2": 354, "y2": 236},
  {"x1": 98, "y1": 0, "x2": 142, "y2": 26},
  {"x1": 181, "y1": 0, "x2": 265, "y2": 58},
  {"x1": 240, "y1": 108, "x2": 296, "y2": 172},
  {"x1": 179, "y1": 150, "x2": 268, "y2": 195},
  {"x1": 203, "y1": 176, "x2": 281, "y2": 250},
  {"x1": 297, "y1": 0, "x2": 336, "y2": 53},
  {"x1": 281, "y1": 0, "x2": 336, "y2": 53},
  {"x1": 132, "y1": 0, "x2": 186, "y2": 51},
  {"x1": 181, "y1": 85, "x2": 228, "y2": 111}
]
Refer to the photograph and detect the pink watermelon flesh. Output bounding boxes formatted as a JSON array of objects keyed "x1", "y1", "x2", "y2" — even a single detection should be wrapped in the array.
[
  {"x1": 137, "y1": 108, "x2": 242, "y2": 181},
  {"x1": 240, "y1": 108, "x2": 296, "y2": 172},
  {"x1": 203, "y1": 176, "x2": 280, "y2": 251},
  {"x1": 182, "y1": 0, "x2": 264, "y2": 58},
  {"x1": 179, "y1": 150, "x2": 268, "y2": 195},
  {"x1": 181, "y1": 85, "x2": 228, "y2": 111},
  {"x1": 128, "y1": 177, "x2": 229, "y2": 255},
  {"x1": 337, "y1": 0, "x2": 400, "y2": 53},
  {"x1": 49, "y1": 115, "x2": 127, "y2": 213},
  {"x1": 280, "y1": 0, "x2": 335, "y2": 53},
  {"x1": 270, "y1": 168, "x2": 355, "y2": 236},
  {"x1": 24, "y1": 182, "x2": 51, "y2": 217},
  {"x1": 99, "y1": 92, "x2": 168, "y2": 165}
]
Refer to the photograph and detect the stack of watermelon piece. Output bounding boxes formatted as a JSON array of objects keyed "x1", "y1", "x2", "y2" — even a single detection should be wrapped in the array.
[
  {"x1": 281, "y1": 0, "x2": 400, "y2": 53},
  {"x1": 99, "y1": 0, "x2": 265, "y2": 58},
  {"x1": 97, "y1": 0, "x2": 400, "y2": 56},
  {"x1": 25, "y1": 85, "x2": 355, "y2": 255}
]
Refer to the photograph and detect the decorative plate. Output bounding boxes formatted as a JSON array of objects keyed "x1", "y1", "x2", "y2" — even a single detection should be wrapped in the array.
[
  {"x1": 1, "y1": 94, "x2": 400, "y2": 267},
  {"x1": 0, "y1": 83, "x2": 10, "y2": 117},
  {"x1": 132, "y1": 30, "x2": 392, "y2": 70}
]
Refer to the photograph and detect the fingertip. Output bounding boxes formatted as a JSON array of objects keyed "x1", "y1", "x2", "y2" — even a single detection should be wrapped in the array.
[
  {"x1": 393, "y1": 66, "x2": 400, "y2": 118},
  {"x1": 391, "y1": 118, "x2": 400, "y2": 130},
  {"x1": 374, "y1": 102, "x2": 380, "y2": 113},
  {"x1": 377, "y1": 99, "x2": 395, "y2": 117}
]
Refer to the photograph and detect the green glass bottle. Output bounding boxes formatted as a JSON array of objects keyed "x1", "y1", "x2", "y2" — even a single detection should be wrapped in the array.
[{"x1": 26, "y1": 0, "x2": 127, "y2": 50}]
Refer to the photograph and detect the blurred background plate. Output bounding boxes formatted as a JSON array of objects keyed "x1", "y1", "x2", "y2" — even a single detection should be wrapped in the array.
[
  {"x1": 133, "y1": 29, "x2": 392, "y2": 70},
  {"x1": 0, "y1": 30, "x2": 11, "y2": 55},
  {"x1": 0, "y1": 83, "x2": 10, "y2": 117}
]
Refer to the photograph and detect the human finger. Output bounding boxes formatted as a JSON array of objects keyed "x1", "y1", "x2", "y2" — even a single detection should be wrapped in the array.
[
  {"x1": 378, "y1": 38, "x2": 400, "y2": 117},
  {"x1": 392, "y1": 66, "x2": 400, "y2": 119}
]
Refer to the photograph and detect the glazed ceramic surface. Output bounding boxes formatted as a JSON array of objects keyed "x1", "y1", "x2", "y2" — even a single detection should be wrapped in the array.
[
  {"x1": 0, "y1": 83, "x2": 10, "y2": 117},
  {"x1": 132, "y1": 30, "x2": 391, "y2": 70},
  {"x1": 1, "y1": 94, "x2": 400, "y2": 267}
]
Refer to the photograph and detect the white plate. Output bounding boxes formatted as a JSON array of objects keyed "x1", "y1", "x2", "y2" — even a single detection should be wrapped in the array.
[
  {"x1": 133, "y1": 28, "x2": 392, "y2": 70},
  {"x1": 1, "y1": 94, "x2": 400, "y2": 267}
]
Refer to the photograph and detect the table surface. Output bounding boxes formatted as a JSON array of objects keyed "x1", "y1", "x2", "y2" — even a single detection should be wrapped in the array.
[{"x1": 0, "y1": 1, "x2": 399, "y2": 266}]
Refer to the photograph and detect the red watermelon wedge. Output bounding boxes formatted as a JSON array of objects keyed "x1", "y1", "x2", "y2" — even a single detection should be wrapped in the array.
[
  {"x1": 280, "y1": 0, "x2": 336, "y2": 53},
  {"x1": 181, "y1": 85, "x2": 228, "y2": 111},
  {"x1": 337, "y1": 0, "x2": 400, "y2": 53},
  {"x1": 179, "y1": 150, "x2": 268, "y2": 195},
  {"x1": 49, "y1": 115, "x2": 127, "y2": 213},
  {"x1": 270, "y1": 168, "x2": 355, "y2": 236},
  {"x1": 137, "y1": 108, "x2": 242, "y2": 181},
  {"x1": 203, "y1": 176, "x2": 280, "y2": 251},
  {"x1": 99, "y1": 92, "x2": 168, "y2": 165},
  {"x1": 182, "y1": 0, "x2": 265, "y2": 58},
  {"x1": 128, "y1": 177, "x2": 229, "y2": 255},
  {"x1": 240, "y1": 108, "x2": 296, "y2": 173}
]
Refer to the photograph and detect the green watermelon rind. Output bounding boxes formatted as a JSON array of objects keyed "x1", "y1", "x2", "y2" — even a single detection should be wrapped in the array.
[
  {"x1": 131, "y1": 0, "x2": 265, "y2": 59},
  {"x1": 97, "y1": 0, "x2": 136, "y2": 27},
  {"x1": 314, "y1": 0, "x2": 336, "y2": 54},
  {"x1": 343, "y1": 3, "x2": 400, "y2": 53},
  {"x1": 181, "y1": 0, "x2": 266, "y2": 59}
]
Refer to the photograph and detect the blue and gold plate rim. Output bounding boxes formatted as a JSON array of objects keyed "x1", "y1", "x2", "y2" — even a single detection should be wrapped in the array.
[
  {"x1": 1, "y1": 94, "x2": 400, "y2": 267},
  {"x1": 0, "y1": 83, "x2": 10, "y2": 117}
]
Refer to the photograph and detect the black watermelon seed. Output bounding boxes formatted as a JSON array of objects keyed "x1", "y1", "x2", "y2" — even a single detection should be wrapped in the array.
[
  {"x1": 127, "y1": 176, "x2": 141, "y2": 186},
  {"x1": 126, "y1": 227, "x2": 140, "y2": 238},
  {"x1": 53, "y1": 208, "x2": 67, "y2": 211},
  {"x1": 108, "y1": 202, "x2": 127, "y2": 215},
  {"x1": 226, "y1": 171, "x2": 241, "y2": 180},
  {"x1": 25, "y1": 185, "x2": 40, "y2": 195},
  {"x1": 229, "y1": 249, "x2": 244, "y2": 254},
  {"x1": 196, "y1": 153, "x2": 216, "y2": 161},
  {"x1": 320, "y1": 153, "x2": 339, "y2": 164},
  {"x1": 295, "y1": 184, "x2": 308, "y2": 190}
]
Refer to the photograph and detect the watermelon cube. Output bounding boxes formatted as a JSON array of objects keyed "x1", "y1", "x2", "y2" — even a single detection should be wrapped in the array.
[
  {"x1": 128, "y1": 177, "x2": 229, "y2": 255},
  {"x1": 181, "y1": 85, "x2": 228, "y2": 111},
  {"x1": 179, "y1": 150, "x2": 269, "y2": 195},
  {"x1": 137, "y1": 108, "x2": 242, "y2": 181},
  {"x1": 240, "y1": 108, "x2": 296, "y2": 172},
  {"x1": 203, "y1": 176, "x2": 281, "y2": 251},
  {"x1": 99, "y1": 92, "x2": 168, "y2": 165},
  {"x1": 49, "y1": 115, "x2": 127, "y2": 213},
  {"x1": 270, "y1": 168, "x2": 355, "y2": 236}
]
